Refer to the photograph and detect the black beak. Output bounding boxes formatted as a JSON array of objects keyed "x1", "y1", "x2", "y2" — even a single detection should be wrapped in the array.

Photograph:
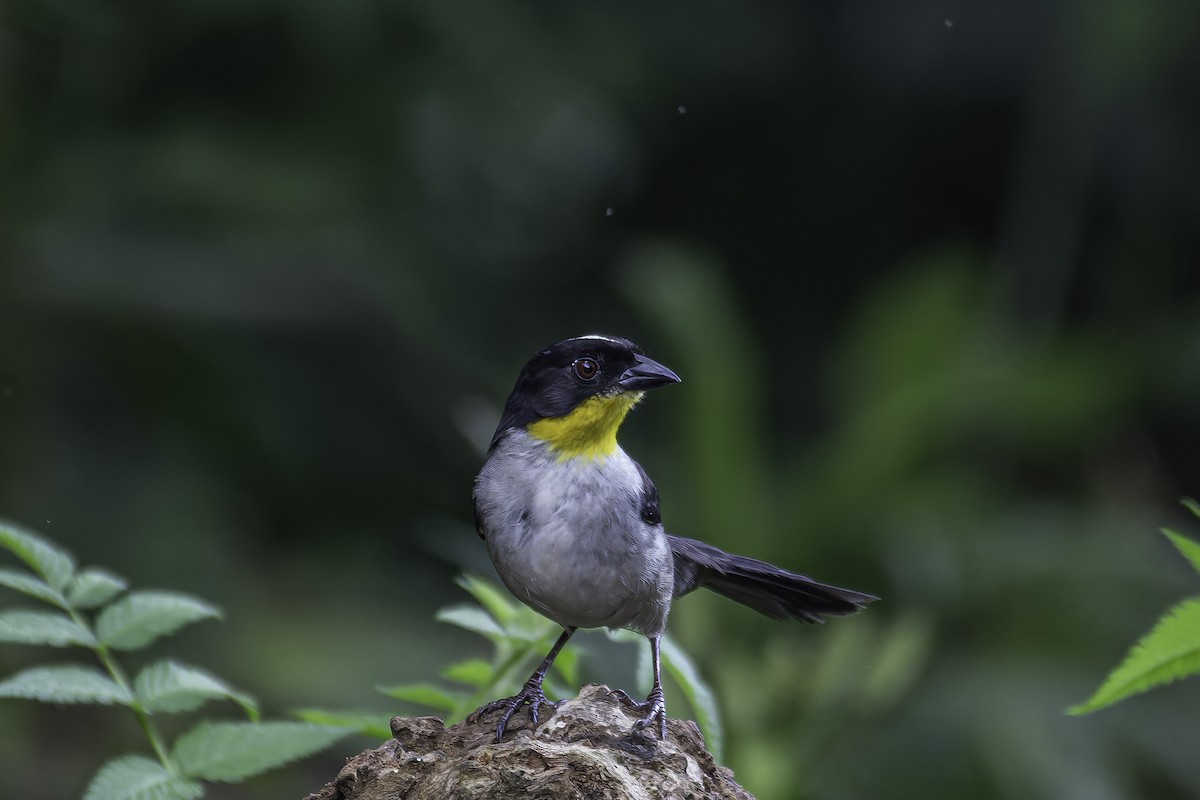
[{"x1": 617, "y1": 354, "x2": 681, "y2": 391}]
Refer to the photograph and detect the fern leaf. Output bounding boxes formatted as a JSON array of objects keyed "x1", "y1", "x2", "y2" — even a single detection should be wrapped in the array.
[
  {"x1": 95, "y1": 591, "x2": 220, "y2": 651},
  {"x1": 0, "y1": 664, "x2": 133, "y2": 705},
  {"x1": 172, "y1": 721, "x2": 352, "y2": 782},
  {"x1": 69, "y1": 568, "x2": 129, "y2": 609},
  {"x1": 1163, "y1": 528, "x2": 1200, "y2": 577},
  {"x1": 1070, "y1": 597, "x2": 1200, "y2": 715},
  {"x1": 0, "y1": 609, "x2": 96, "y2": 647},
  {"x1": 134, "y1": 660, "x2": 258, "y2": 718},
  {"x1": 83, "y1": 754, "x2": 202, "y2": 800},
  {"x1": 0, "y1": 521, "x2": 76, "y2": 590},
  {"x1": 0, "y1": 567, "x2": 66, "y2": 608}
]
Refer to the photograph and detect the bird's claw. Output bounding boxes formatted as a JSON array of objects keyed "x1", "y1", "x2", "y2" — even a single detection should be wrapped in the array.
[
  {"x1": 470, "y1": 677, "x2": 558, "y2": 742},
  {"x1": 610, "y1": 686, "x2": 667, "y2": 740}
]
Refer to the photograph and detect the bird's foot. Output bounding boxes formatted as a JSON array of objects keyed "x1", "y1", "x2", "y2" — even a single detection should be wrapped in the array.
[
  {"x1": 610, "y1": 685, "x2": 667, "y2": 740},
  {"x1": 470, "y1": 676, "x2": 559, "y2": 742}
]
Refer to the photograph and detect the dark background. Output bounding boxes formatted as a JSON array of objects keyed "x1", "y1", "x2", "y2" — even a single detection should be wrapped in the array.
[{"x1": 2, "y1": 1, "x2": 1199, "y2": 798}]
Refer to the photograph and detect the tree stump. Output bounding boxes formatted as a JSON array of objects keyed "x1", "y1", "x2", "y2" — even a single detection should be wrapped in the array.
[{"x1": 305, "y1": 683, "x2": 753, "y2": 799}]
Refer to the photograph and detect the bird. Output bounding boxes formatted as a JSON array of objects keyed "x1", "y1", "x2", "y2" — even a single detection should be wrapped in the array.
[{"x1": 470, "y1": 334, "x2": 876, "y2": 742}]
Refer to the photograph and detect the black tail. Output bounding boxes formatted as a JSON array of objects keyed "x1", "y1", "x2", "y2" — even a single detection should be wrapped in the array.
[{"x1": 668, "y1": 534, "x2": 876, "y2": 623}]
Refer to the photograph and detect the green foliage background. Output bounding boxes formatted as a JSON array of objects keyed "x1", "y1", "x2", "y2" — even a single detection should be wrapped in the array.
[{"x1": 2, "y1": 1, "x2": 1199, "y2": 798}]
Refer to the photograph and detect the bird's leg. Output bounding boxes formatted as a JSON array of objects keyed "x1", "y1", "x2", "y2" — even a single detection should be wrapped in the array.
[
  {"x1": 611, "y1": 635, "x2": 668, "y2": 740},
  {"x1": 470, "y1": 626, "x2": 576, "y2": 742}
]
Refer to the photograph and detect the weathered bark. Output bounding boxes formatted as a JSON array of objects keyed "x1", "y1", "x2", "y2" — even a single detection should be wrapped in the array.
[{"x1": 305, "y1": 683, "x2": 753, "y2": 800}]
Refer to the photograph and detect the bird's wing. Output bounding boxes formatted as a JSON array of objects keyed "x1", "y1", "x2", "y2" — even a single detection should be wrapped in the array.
[{"x1": 632, "y1": 460, "x2": 662, "y2": 526}]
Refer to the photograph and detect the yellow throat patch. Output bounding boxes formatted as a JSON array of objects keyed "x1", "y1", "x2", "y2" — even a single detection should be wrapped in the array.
[{"x1": 527, "y1": 391, "x2": 644, "y2": 461}]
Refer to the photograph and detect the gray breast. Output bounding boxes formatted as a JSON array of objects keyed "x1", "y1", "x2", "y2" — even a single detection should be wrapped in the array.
[{"x1": 474, "y1": 432, "x2": 674, "y2": 635}]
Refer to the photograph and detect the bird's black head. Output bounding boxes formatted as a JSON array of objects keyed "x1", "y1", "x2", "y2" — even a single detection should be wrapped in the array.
[{"x1": 489, "y1": 335, "x2": 680, "y2": 453}]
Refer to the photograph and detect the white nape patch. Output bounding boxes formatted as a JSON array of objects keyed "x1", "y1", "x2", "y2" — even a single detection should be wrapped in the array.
[{"x1": 569, "y1": 334, "x2": 623, "y2": 345}]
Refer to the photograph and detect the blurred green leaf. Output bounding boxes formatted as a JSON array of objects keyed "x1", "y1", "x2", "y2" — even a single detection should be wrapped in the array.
[
  {"x1": 172, "y1": 721, "x2": 352, "y2": 782},
  {"x1": 377, "y1": 682, "x2": 464, "y2": 713},
  {"x1": 441, "y1": 658, "x2": 493, "y2": 688},
  {"x1": 0, "y1": 609, "x2": 96, "y2": 647},
  {"x1": 294, "y1": 709, "x2": 392, "y2": 740},
  {"x1": 1070, "y1": 598, "x2": 1200, "y2": 715},
  {"x1": 603, "y1": 628, "x2": 640, "y2": 645},
  {"x1": 0, "y1": 521, "x2": 76, "y2": 591},
  {"x1": 620, "y1": 246, "x2": 770, "y2": 545},
  {"x1": 135, "y1": 660, "x2": 258, "y2": 719},
  {"x1": 0, "y1": 665, "x2": 133, "y2": 705},
  {"x1": 859, "y1": 614, "x2": 934, "y2": 711},
  {"x1": 68, "y1": 569, "x2": 129, "y2": 609},
  {"x1": 551, "y1": 644, "x2": 580, "y2": 687},
  {"x1": 83, "y1": 755, "x2": 203, "y2": 800},
  {"x1": 435, "y1": 605, "x2": 506, "y2": 641},
  {"x1": 505, "y1": 608, "x2": 561, "y2": 642},
  {"x1": 808, "y1": 619, "x2": 871, "y2": 707},
  {"x1": 456, "y1": 574, "x2": 519, "y2": 627},
  {"x1": 837, "y1": 255, "x2": 983, "y2": 399},
  {"x1": 95, "y1": 591, "x2": 220, "y2": 651},
  {"x1": 661, "y1": 635, "x2": 723, "y2": 762},
  {"x1": 0, "y1": 567, "x2": 66, "y2": 608}
]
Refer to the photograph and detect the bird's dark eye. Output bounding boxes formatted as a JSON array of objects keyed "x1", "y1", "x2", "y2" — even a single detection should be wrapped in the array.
[{"x1": 573, "y1": 358, "x2": 599, "y2": 381}]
